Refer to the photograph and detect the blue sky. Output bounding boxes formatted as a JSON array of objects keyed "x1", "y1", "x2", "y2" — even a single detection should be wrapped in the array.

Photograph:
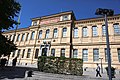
[{"x1": 16, "y1": 0, "x2": 120, "y2": 29}]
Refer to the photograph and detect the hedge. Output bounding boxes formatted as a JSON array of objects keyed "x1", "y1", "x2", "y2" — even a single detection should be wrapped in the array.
[{"x1": 37, "y1": 56, "x2": 83, "y2": 76}]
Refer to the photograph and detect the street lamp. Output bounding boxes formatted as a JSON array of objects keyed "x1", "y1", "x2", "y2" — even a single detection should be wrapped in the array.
[
  {"x1": 99, "y1": 58, "x2": 103, "y2": 73},
  {"x1": 95, "y1": 8, "x2": 114, "y2": 80}
]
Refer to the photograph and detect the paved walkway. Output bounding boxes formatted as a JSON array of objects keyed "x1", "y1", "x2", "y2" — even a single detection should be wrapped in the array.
[{"x1": 0, "y1": 65, "x2": 120, "y2": 80}]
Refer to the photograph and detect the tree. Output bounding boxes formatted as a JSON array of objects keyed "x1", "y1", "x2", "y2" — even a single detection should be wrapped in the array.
[
  {"x1": 0, "y1": 0, "x2": 21, "y2": 56},
  {"x1": 0, "y1": 0, "x2": 21, "y2": 30}
]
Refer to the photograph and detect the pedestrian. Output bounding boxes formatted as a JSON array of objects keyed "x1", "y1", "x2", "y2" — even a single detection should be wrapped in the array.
[
  {"x1": 12, "y1": 57, "x2": 17, "y2": 67},
  {"x1": 96, "y1": 63, "x2": 102, "y2": 77}
]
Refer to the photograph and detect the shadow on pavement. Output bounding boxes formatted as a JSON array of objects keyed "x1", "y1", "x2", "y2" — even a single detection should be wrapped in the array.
[{"x1": 0, "y1": 66, "x2": 38, "y2": 79}]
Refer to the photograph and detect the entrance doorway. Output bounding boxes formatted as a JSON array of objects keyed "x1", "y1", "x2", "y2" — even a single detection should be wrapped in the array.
[{"x1": 41, "y1": 48, "x2": 47, "y2": 56}]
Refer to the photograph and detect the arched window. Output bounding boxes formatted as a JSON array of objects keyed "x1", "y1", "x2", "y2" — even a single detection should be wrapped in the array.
[
  {"x1": 26, "y1": 33, "x2": 29, "y2": 41},
  {"x1": 16, "y1": 34, "x2": 20, "y2": 42},
  {"x1": 61, "y1": 48, "x2": 65, "y2": 57},
  {"x1": 51, "y1": 48, "x2": 55, "y2": 56},
  {"x1": 38, "y1": 30, "x2": 42, "y2": 39},
  {"x1": 53, "y1": 28, "x2": 58, "y2": 38},
  {"x1": 35, "y1": 49, "x2": 39, "y2": 59},
  {"x1": 45, "y1": 29, "x2": 50, "y2": 38},
  {"x1": 82, "y1": 27, "x2": 88, "y2": 37},
  {"x1": 21, "y1": 33, "x2": 25, "y2": 41},
  {"x1": 113, "y1": 23, "x2": 120, "y2": 35},
  {"x1": 102, "y1": 25, "x2": 106, "y2": 36},
  {"x1": 30, "y1": 31, "x2": 35, "y2": 40},
  {"x1": 62, "y1": 27, "x2": 67, "y2": 37},
  {"x1": 73, "y1": 49, "x2": 78, "y2": 58},
  {"x1": 92, "y1": 26, "x2": 98, "y2": 36},
  {"x1": 27, "y1": 49, "x2": 31, "y2": 58},
  {"x1": 74, "y1": 27, "x2": 78, "y2": 38}
]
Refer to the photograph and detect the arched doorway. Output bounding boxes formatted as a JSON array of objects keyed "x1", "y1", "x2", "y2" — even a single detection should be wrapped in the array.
[{"x1": 41, "y1": 48, "x2": 47, "y2": 56}]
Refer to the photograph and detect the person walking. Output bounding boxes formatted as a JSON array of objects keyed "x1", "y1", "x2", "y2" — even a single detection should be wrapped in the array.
[{"x1": 96, "y1": 63, "x2": 102, "y2": 77}]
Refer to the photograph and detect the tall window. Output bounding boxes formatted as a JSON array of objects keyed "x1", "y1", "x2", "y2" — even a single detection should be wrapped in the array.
[
  {"x1": 117, "y1": 48, "x2": 120, "y2": 62},
  {"x1": 102, "y1": 25, "x2": 106, "y2": 36},
  {"x1": 35, "y1": 49, "x2": 39, "y2": 59},
  {"x1": 62, "y1": 28, "x2": 67, "y2": 37},
  {"x1": 51, "y1": 48, "x2": 55, "y2": 56},
  {"x1": 61, "y1": 48, "x2": 65, "y2": 57},
  {"x1": 93, "y1": 49, "x2": 99, "y2": 61},
  {"x1": 105, "y1": 48, "x2": 109, "y2": 62},
  {"x1": 12, "y1": 34, "x2": 15, "y2": 42},
  {"x1": 12, "y1": 50, "x2": 16, "y2": 57},
  {"x1": 27, "y1": 49, "x2": 31, "y2": 58},
  {"x1": 38, "y1": 30, "x2": 42, "y2": 39},
  {"x1": 31, "y1": 31, "x2": 35, "y2": 40},
  {"x1": 9, "y1": 35, "x2": 12, "y2": 41},
  {"x1": 16, "y1": 34, "x2": 20, "y2": 42},
  {"x1": 45, "y1": 29, "x2": 50, "y2": 38},
  {"x1": 92, "y1": 26, "x2": 98, "y2": 36},
  {"x1": 82, "y1": 27, "x2": 88, "y2": 37},
  {"x1": 73, "y1": 49, "x2": 78, "y2": 58},
  {"x1": 53, "y1": 28, "x2": 58, "y2": 38},
  {"x1": 74, "y1": 28, "x2": 78, "y2": 38},
  {"x1": 22, "y1": 49, "x2": 25, "y2": 58},
  {"x1": 82, "y1": 49, "x2": 88, "y2": 62},
  {"x1": 21, "y1": 34, "x2": 25, "y2": 41},
  {"x1": 113, "y1": 23, "x2": 120, "y2": 35},
  {"x1": 26, "y1": 33, "x2": 29, "y2": 41},
  {"x1": 17, "y1": 49, "x2": 21, "y2": 58}
]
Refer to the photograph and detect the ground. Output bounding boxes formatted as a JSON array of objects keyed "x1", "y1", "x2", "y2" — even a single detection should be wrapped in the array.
[{"x1": 0, "y1": 65, "x2": 120, "y2": 80}]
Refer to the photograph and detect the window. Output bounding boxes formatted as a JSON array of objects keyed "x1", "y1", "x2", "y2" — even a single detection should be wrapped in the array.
[
  {"x1": 9, "y1": 35, "x2": 12, "y2": 41},
  {"x1": 61, "y1": 48, "x2": 65, "y2": 57},
  {"x1": 22, "y1": 49, "x2": 25, "y2": 58},
  {"x1": 27, "y1": 49, "x2": 31, "y2": 58},
  {"x1": 38, "y1": 30, "x2": 42, "y2": 39},
  {"x1": 17, "y1": 49, "x2": 21, "y2": 58},
  {"x1": 62, "y1": 28, "x2": 67, "y2": 37},
  {"x1": 53, "y1": 28, "x2": 58, "y2": 38},
  {"x1": 102, "y1": 25, "x2": 106, "y2": 36},
  {"x1": 33, "y1": 21, "x2": 37, "y2": 26},
  {"x1": 74, "y1": 28, "x2": 78, "y2": 38},
  {"x1": 113, "y1": 23, "x2": 120, "y2": 35},
  {"x1": 45, "y1": 29, "x2": 50, "y2": 38},
  {"x1": 117, "y1": 48, "x2": 120, "y2": 62},
  {"x1": 12, "y1": 34, "x2": 15, "y2": 42},
  {"x1": 16, "y1": 34, "x2": 20, "y2": 42},
  {"x1": 73, "y1": 49, "x2": 78, "y2": 58},
  {"x1": 30, "y1": 31, "x2": 35, "y2": 40},
  {"x1": 21, "y1": 34, "x2": 25, "y2": 41},
  {"x1": 82, "y1": 49, "x2": 88, "y2": 62},
  {"x1": 62, "y1": 15, "x2": 69, "y2": 20},
  {"x1": 12, "y1": 50, "x2": 16, "y2": 57},
  {"x1": 82, "y1": 27, "x2": 88, "y2": 37},
  {"x1": 93, "y1": 49, "x2": 99, "y2": 61},
  {"x1": 35, "y1": 49, "x2": 39, "y2": 59},
  {"x1": 92, "y1": 26, "x2": 98, "y2": 36},
  {"x1": 105, "y1": 48, "x2": 111, "y2": 62},
  {"x1": 26, "y1": 33, "x2": 29, "y2": 41},
  {"x1": 51, "y1": 48, "x2": 55, "y2": 56}
]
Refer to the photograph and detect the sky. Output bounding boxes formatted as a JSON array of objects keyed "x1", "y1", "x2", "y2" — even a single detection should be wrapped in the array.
[{"x1": 16, "y1": 0, "x2": 120, "y2": 29}]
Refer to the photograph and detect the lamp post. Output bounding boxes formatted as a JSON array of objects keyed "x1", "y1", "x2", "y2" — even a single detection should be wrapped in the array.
[
  {"x1": 99, "y1": 58, "x2": 103, "y2": 73},
  {"x1": 95, "y1": 8, "x2": 114, "y2": 80}
]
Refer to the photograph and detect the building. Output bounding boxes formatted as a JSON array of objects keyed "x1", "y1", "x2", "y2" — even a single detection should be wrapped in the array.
[{"x1": 2, "y1": 11, "x2": 120, "y2": 69}]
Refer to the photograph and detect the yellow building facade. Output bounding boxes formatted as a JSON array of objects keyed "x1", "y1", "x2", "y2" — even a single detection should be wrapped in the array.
[{"x1": 3, "y1": 11, "x2": 120, "y2": 69}]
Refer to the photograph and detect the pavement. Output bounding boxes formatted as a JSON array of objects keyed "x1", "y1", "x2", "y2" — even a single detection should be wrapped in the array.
[{"x1": 0, "y1": 64, "x2": 120, "y2": 80}]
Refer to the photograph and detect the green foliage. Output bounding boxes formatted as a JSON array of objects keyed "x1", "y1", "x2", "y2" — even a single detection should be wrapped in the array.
[
  {"x1": 0, "y1": 33, "x2": 17, "y2": 56},
  {"x1": 37, "y1": 56, "x2": 83, "y2": 76},
  {"x1": 0, "y1": 0, "x2": 21, "y2": 30}
]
